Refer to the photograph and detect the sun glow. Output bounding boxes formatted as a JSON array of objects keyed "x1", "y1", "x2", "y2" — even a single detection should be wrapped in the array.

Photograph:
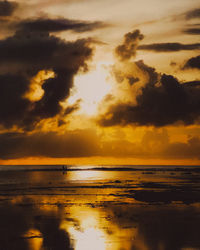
[{"x1": 67, "y1": 63, "x2": 111, "y2": 116}]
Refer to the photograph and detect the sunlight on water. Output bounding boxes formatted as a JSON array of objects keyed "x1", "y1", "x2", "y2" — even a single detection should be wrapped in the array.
[
  {"x1": 69, "y1": 227, "x2": 106, "y2": 250},
  {"x1": 60, "y1": 207, "x2": 106, "y2": 250},
  {"x1": 67, "y1": 170, "x2": 104, "y2": 181},
  {"x1": 59, "y1": 206, "x2": 137, "y2": 250},
  {"x1": 1, "y1": 166, "x2": 200, "y2": 250}
]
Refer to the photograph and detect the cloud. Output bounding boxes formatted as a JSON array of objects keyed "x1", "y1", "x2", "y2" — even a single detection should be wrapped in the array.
[
  {"x1": 0, "y1": 30, "x2": 93, "y2": 69},
  {"x1": 115, "y1": 29, "x2": 144, "y2": 61},
  {"x1": 17, "y1": 18, "x2": 107, "y2": 33},
  {"x1": 138, "y1": 42, "x2": 200, "y2": 52},
  {"x1": 98, "y1": 72, "x2": 200, "y2": 127},
  {"x1": 128, "y1": 76, "x2": 139, "y2": 85},
  {"x1": 163, "y1": 136, "x2": 200, "y2": 159},
  {"x1": 183, "y1": 28, "x2": 200, "y2": 35},
  {"x1": 0, "y1": 73, "x2": 31, "y2": 128},
  {"x1": 183, "y1": 55, "x2": 200, "y2": 70},
  {"x1": 185, "y1": 8, "x2": 200, "y2": 20},
  {"x1": 103, "y1": 130, "x2": 200, "y2": 160},
  {"x1": 138, "y1": 129, "x2": 200, "y2": 160},
  {"x1": 0, "y1": 6, "x2": 107, "y2": 130},
  {"x1": 0, "y1": 27, "x2": 94, "y2": 129},
  {"x1": 0, "y1": 130, "x2": 100, "y2": 159},
  {"x1": 98, "y1": 28, "x2": 200, "y2": 128},
  {"x1": 172, "y1": 8, "x2": 200, "y2": 35},
  {"x1": 135, "y1": 60, "x2": 158, "y2": 86},
  {"x1": 0, "y1": 1, "x2": 18, "y2": 17},
  {"x1": 1, "y1": 127, "x2": 200, "y2": 160}
]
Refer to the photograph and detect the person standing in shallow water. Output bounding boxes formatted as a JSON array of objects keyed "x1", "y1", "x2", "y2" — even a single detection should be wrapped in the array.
[{"x1": 62, "y1": 165, "x2": 67, "y2": 174}]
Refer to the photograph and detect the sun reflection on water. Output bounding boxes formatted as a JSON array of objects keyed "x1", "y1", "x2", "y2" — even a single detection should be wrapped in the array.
[
  {"x1": 67, "y1": 170, "x2": 104, "y2": 181},
  {"x1": 69, "y1": 227, "x2": 106, "y2": 250},
  {"x1": 2, "y1": 168, "x2": 200, "y2": 250},
  {"x1": 60, "y1": 207, "x2": 107, "y2": 250}
]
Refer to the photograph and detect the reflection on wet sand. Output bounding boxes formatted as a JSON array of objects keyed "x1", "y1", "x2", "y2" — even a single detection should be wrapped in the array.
[
  {"x1": 1, "y1": 166, "x2": 200, "y2": 249},
  {"x1": 23, "y1": 229, "x2": 43, "y2": 250}
]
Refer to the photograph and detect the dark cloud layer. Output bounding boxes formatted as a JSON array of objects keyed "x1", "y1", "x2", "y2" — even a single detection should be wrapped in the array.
[
  {"x1": 0, "y1": 73, "x2": 30, "y2": 128},
  {"x1": 17, "y1": 18, "x2": 106, "y2": 33},
  {"x1": 0, "y1": 130, "x2": 100, "y2": 159},
  {"x1": 163, "y1": 136, "x2": 200, "y2": 159},
  {"x1": 185, "y1": 8, "x2": 200, "y2": 20},
  {"x1": 115, "y1": 29, "x2": 144, "y2": 61},
  {"x1": 183, "y1": 55, "x2": 200, "y2": 70},
  {"x1": 0, "y1": 1, "x2": 18, "y2": 17},
  {"x1": 138, "y1": 42, "x2": 200, "y2": 52},
  {"x1": 0, "y1": 30, "x2": 92, "y2": 68},
  {"x1": 99, "y1": 72, "x2": 200, "y2": 127},
  {"x1": 183, "y1": 28, "x2": 200, "y2": 35},
  {"x1": 1, "y1": 129, "x2": 200, "y2": 160},
  {"x1": 0, "y1": 28, "x2": 93, "y2": 129}
]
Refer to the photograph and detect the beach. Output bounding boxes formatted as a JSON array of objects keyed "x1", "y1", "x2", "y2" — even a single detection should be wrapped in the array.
[{"x1": 0, "y1": 165, "x2": 200, "y2": 250}]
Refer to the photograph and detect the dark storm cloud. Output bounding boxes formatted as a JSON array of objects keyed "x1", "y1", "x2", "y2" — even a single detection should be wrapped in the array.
[
  {"x1": 183, "y1": 55, "x2": 200, "y2": 70},
  {"x1": 0, "y1": 28, "x2": 93, "y2": 129},
  {"x1": 185, "y1": 8, "x2": 200, "y2": 20},
  {"x1": 99, "y1": 28, "x2": 200, "y2": 128},
  {"x1": 0, "y1": 1, "x2": 18, "y2": 16},
  {"x1": 99, "y1": 72, "x2": 200, "y2": 127},
  {"x1": 183, "y1": 28, "x2": 200, "y2": 35},
  {"x1": 17, "y1": 18, "x2": 106, "y2": 33},
  {"x1": 30, "y1": 70, "x2": 74, "y2": 121},
  {"x1": 0, "y1": 30, "x2": 93, "y2": 68},
  {"x1": 138, "y1": 42, "x2": 200, "y2": 52},
  {"x1": 0, "y1": 130, "x2": 100, "y2": 159},
  {"x1": 0, "y1": 9, "x2": 107, "y2": 129},
  {"x1": 0, "y1": 73, "x2": 31, "y2": 128},
  {"x1": 115, "y1": 29, "x2": 144, "y2": 61}
]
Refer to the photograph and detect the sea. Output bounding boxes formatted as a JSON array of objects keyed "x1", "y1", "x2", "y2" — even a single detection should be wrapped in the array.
[{"x1": 0, "y1": 165, "x2": 200, "y2": 250}]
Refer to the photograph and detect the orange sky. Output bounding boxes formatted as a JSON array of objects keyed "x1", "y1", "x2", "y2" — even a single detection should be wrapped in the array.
[{"x1": 0, "y1": 0, "x2": 200, "y2": 165}]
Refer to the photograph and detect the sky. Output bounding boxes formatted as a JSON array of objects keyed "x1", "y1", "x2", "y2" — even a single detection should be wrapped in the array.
[{"x1": 0, "y1": 0, "x2": 200, "y2": 165}]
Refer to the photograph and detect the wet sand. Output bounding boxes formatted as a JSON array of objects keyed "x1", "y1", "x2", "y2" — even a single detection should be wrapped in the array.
[{"x1": 0, "y1": 165, "x2": 200, "y2": 250}]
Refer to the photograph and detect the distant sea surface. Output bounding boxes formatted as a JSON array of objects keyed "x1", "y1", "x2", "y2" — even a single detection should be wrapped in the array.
[
  {"x1": 0, "y1": 165, "x2": 200, "y2": 250},
  {"x1": 0, "y1": 163, "x2": 199, "y2": 171}
]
